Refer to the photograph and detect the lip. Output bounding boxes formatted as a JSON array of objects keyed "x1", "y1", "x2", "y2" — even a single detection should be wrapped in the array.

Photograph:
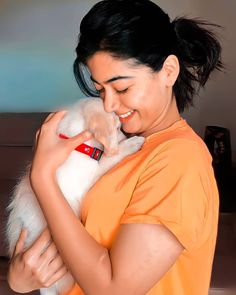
[{"x1": 119, "y1": 110, "x2": 136, "y2": 123}]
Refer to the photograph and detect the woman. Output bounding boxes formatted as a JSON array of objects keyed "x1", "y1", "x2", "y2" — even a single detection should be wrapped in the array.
[{"x1": 8, "y1": 0, "x2": 222, "y2": 294}]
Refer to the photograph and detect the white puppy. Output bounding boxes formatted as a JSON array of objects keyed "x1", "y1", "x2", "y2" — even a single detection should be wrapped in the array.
[{"x1": 6, "y1": 97, "x2": 144, "y2": 295}]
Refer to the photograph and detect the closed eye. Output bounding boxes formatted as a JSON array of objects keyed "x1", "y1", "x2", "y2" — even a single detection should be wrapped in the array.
[
  {"x1": 116, "y1": 88, "x2": 128, "y2": 94},
  {"x1": 95, "y1": 88, "x2": 128, "y2": 95}
]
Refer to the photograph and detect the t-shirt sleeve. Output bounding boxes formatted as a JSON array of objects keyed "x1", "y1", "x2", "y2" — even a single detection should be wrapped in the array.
[{"x1": 120, "y1": 140, "x2": 216, "y2": 251}]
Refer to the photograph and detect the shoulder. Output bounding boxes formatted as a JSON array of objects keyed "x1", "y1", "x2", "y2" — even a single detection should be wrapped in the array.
[{"x1": 144, "y1": 137, "x2": 212, "y2": 172}]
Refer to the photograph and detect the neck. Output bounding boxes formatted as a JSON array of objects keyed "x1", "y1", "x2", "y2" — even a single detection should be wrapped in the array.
[{"x1": 140, "y1": 97, "x2": 181, "y2": 138}]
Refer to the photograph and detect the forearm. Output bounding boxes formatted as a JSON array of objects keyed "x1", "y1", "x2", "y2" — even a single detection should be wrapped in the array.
[{"x1": 31, "y1": 170, "x2": 112, "y2": 294}]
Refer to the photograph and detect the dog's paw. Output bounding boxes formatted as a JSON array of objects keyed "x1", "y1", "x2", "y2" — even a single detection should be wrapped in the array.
[{"x1": 119, "y1": 136, "x2": 145, "y2": 155}]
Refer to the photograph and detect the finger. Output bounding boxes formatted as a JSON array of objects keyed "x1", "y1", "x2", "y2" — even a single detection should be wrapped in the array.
[
  {"x1": 39, "y1": 242, "x2": 58, "y2": 265},
  {"x1": 33, "y1": 113, "x2": 57, "y2": 149},
  {"x1": 34, "y1": 247, "x2": 66, "y2": 287},
  {"x1": 67, "y1": 130, "x2": 93, "y2": 147},
  {"x1": 44, "y1": 110, "x2": 67, "y2": 126},
  {"x1": 27, "y1": 228, "x2": 52, "y2": 258},
  {"x1": 46, "y1": 254, "x2": 65, "y2": 277},
  {"x1": 13, "y1": 228, "x2": 28, "y2": 257},
  {"x1": 44, "y1": 112, "x2": 56, "y2": 123},
  {"x1": 39, "y1": 111, "x2": 67, "y2": 135},
  {"x1": 33, "y1": 129, "x2": 41, "y2": 151},
  {"x1": 45, "y1": 267, "x2": 69, "y2": 288}
]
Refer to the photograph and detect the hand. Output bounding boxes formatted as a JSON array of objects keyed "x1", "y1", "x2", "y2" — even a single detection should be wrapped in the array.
[
  {"x1": 8, "y1": 228, "x2": 69, "y2": 293},
  {"x1": 30, "y1": 111, "x2": 92, "y2": 177}
]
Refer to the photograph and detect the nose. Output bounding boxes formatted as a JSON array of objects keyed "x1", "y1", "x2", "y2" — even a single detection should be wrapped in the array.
[{"x1": 103, "y1": 92, "x2": 120, "y2": 113}]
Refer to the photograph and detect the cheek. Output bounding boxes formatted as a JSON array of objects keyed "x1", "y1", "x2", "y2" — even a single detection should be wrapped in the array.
[
  {"x1": 122, "y1": 81, "x2": 161, "y2": 112},
  {"x1": 127, "y1": 86, "x2": 148, "y2": 107},
  {"x1": 126, "y1": 95, "x2": 143, "y2": 111}
]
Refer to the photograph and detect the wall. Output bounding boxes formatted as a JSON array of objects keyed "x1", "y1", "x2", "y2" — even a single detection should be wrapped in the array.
[
  {"x1": 0, "y1": 0, "x2": 235, "y2": 154},
  {"x1": 0, "y1": 0, "x2": 98, "y2": 111},
  {"x1": 182, "y1": 0, "x2": 236, "y2": 158}
]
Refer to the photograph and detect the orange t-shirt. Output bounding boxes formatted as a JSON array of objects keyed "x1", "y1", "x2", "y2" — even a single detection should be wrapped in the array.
[{"x1": 66, "y1": 118, "x2": 219, "y2": 295}]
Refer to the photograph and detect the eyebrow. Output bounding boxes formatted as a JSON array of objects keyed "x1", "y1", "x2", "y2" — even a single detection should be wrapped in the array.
[{"x1": 90, "y1": 75, "x2": 134, "y2": 84}]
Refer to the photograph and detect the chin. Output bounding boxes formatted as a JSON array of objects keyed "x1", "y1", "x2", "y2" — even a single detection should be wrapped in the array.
[{"x1": 121, "y1": 125, "x2": 139, "y2": 135}]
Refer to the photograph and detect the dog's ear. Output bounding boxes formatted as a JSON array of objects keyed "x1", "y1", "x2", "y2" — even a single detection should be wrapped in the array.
[
  {"x1": 87, "y1": 114, "x2": 121, "y2": 156},
  {"x1": 81, "y1": 98, "x2": 123, "y2": 155}
]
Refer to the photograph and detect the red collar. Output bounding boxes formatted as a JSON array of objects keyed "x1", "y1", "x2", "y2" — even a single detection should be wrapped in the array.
[{"x1": 59, "y1": 133, "x2": 103, "y2": 161}]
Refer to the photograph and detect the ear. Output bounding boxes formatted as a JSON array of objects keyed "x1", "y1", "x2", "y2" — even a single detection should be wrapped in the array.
[{"x1": 162, "y1": 55, "x2": 180, "y2": 87}]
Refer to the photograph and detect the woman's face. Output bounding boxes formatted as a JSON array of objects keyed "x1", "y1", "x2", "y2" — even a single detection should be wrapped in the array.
[{"x1": 87, "y1": 51, "x2": 178, "y2": 137}]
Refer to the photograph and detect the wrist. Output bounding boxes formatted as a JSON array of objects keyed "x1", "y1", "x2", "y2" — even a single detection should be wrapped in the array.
[{"x1": 30, "y1": 165, "x2": 56, "y2": 191}]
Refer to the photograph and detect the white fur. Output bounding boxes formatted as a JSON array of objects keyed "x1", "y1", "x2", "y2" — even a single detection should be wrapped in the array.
[{"x1": 6, "y1": 97, "x2": 144, "y2": 295}]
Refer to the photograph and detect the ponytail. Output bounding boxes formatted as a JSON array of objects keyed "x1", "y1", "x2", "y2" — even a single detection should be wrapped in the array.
[{"x1": 172, "y1": 17, "x2": 223, "y2": 112}]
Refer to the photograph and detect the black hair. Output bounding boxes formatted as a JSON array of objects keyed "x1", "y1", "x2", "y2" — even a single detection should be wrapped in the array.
[{"x1": 73, "y1": 0, "x2": 223, "y2": 113}]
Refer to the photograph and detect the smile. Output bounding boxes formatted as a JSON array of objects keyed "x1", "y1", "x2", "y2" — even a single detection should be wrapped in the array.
[
  {"x1": 118, "y1": 110, "x2": 134, "y2": 118},
  {"x1": 118, "y1": 110, "x2": 136, "y2": 123}
]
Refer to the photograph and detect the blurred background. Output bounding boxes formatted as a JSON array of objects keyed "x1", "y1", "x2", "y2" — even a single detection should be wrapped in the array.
[
  {"x1": 0, "y1": 1, "x2": 236, "y2": 295},
  {"x1": 0, "y1": 0, "x2": 235, "y2": 152}
]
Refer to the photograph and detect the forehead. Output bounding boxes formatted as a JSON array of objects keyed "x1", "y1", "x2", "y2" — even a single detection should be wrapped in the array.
[
  {"x1": 87, "y1": 52, "x2": 134, "y2": 70},
  {"x1": 87, "y1": 51, "x2": 151, "y2": 82}
]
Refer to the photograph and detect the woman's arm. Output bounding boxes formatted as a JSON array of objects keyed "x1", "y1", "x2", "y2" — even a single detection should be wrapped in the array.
[{"x1": 30, "y1": 111, "x2": 184, "y2": 295}]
